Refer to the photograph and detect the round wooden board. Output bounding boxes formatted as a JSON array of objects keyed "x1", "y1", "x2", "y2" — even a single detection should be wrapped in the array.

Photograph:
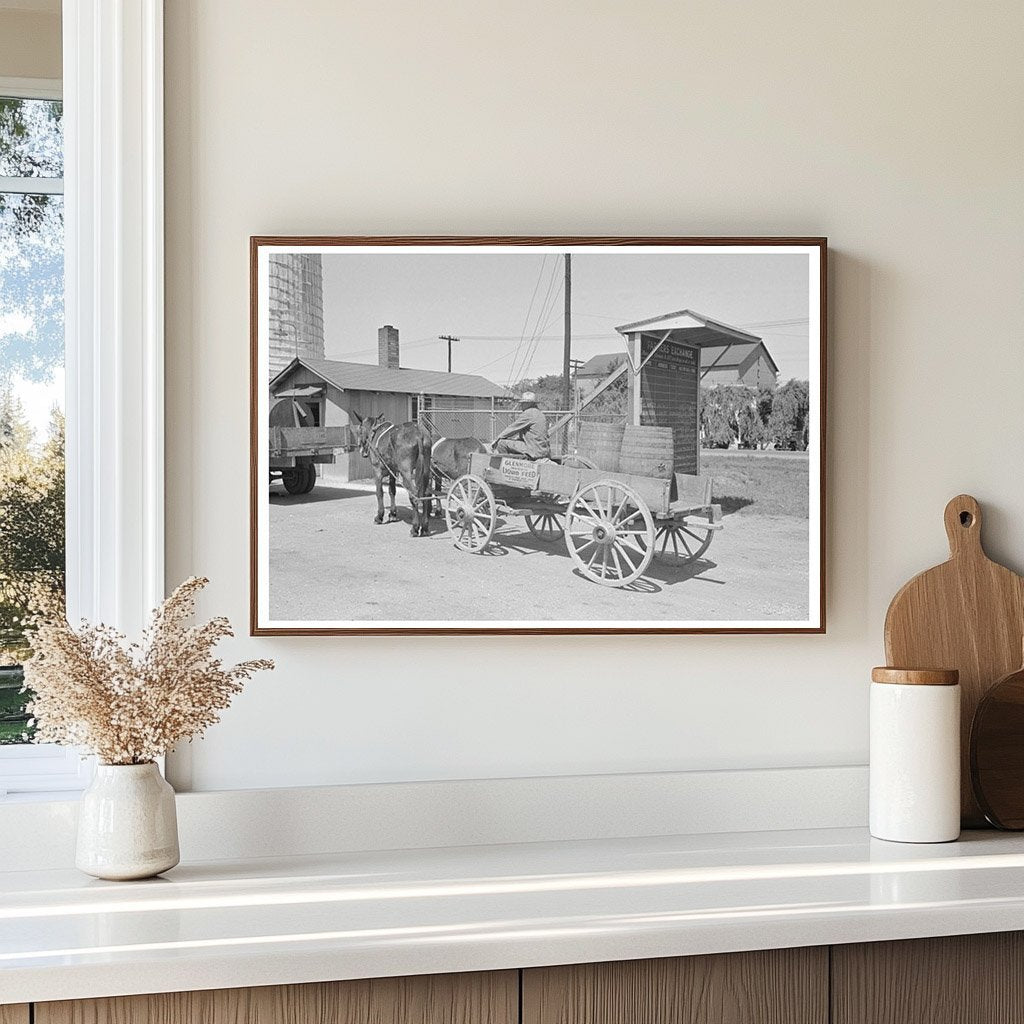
[{"x1": 971, "y1": 664, "x2": 1024, "y2": 829}]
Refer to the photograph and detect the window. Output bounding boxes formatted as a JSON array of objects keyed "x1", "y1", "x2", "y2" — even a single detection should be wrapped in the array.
[
  {"x1": 1, "y1": 6, "x2": 166, "y2": 797},
  {"x1": 0, "y1": 80, "x2": 84, "y2": 795}
]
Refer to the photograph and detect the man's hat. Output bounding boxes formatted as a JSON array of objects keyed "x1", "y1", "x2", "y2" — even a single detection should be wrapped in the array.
[{"x1": 520, "y1": 391, "x2": 536, "y2": 402}]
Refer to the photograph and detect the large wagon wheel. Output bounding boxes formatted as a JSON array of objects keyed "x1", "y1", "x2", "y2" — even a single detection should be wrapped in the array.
[
  {"x1": 651, "y1": 516, "x2": 714, "y2": 566},
  {"x1": 525, "y1": 510, "x2": 564, "y2": 542},
  {"x1": 445, "y1": 474, "x2": 497, "y2": 553},
  {"x1": 564, "y1": 480, "x2": 654, "y2": 587}
]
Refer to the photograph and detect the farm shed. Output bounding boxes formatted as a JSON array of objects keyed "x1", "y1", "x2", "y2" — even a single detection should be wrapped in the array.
[
  {"x1": 610, "y1": 310, "x2": 778, "y2": 475},
  {"x1": 269, "y1": 326, "x2": 510, "y2": 482}
]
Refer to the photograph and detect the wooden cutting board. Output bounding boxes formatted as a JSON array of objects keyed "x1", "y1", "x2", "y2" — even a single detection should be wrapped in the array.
[{"x1": 884, "y1": 494, "x2": 1024, "y2": 826}]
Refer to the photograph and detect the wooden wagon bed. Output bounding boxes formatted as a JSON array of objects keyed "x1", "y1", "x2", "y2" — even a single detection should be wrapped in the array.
[{"x1": 441, "y1": 453, "x2": 722, "y2": 588}]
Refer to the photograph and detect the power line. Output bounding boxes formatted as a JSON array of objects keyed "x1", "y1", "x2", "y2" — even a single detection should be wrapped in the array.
[
  {"x1": 508, "y1": 257, "x2": 561, "y2": 386},
  {"x1": 329, "y1": 335, "x2": 440, "y2": 360},
  {"x1": 506, "y1": 255, "x2": 549, "y2": 388},
  {"x1": 516, "y1": 271, "x2": 564, "y2": 383},
  {"x1": 464, "y1": 344, "x2": 521, "y2": 376}
]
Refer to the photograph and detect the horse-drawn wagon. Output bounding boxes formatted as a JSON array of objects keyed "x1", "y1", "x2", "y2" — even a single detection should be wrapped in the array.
[{"x1": 443, "y1": 453, "x2": 722, "y2": 588}]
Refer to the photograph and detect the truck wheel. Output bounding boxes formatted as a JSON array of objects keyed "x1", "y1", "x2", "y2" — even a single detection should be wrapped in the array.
[
  {"x1": 282, "y1": 468, "x2": 306, "y2": 495},
  {"x1": 300, "y1": 463, "x2": 317, "y2": 493}
]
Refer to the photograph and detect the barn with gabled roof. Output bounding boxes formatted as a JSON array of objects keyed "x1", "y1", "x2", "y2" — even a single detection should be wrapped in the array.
[{"x1": 270, "y1": 325, "x2": 511, "y2": 482}]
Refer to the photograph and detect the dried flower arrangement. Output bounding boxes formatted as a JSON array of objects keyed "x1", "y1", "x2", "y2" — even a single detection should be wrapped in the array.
[{"x1": 22, "y1": 577, "x2": 273, "y2": 765}]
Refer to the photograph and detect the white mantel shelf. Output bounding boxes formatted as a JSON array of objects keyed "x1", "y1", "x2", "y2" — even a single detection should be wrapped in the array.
[{"x1": 4, "y1": 827, "x2": 1024, "y2": 1004}]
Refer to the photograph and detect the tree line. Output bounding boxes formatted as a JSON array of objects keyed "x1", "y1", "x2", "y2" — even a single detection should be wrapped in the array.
[
  {"x1": 0, "y1": 392, "x2": 64, "y2": 666},
  {"x1": 700, "y1": 379, "x2": 810, "y2": 450}
]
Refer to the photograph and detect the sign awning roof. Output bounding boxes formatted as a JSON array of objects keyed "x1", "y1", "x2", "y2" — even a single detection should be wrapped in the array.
[{"x1": 615, "y1": 309, "x2": 762, "y2": 346}]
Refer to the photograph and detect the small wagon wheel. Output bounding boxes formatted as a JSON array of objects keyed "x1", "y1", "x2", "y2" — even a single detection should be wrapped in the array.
[
  {"x1": 445, "y1": 474, "x2": 497, "y2": 553},
  {"x1": 525, "y1": 510, "x2": 565, "y2": 542},
  {"x1": 565, "y1": 479, "x2": 654, "y2": 587},
  {"x1": 651, "y1": 516, "x2": 715, "y2": 565},
  {"x1": 562, "y1": 454, "x2": 598, "y2": 470}
]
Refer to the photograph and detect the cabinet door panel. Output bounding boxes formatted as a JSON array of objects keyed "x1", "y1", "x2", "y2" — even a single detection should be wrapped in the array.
[
  {"x1": 0, "y1": 1007, "x2": 29, "y2": 1024},
  {"x1": 523, "y1": 948, "x2": 827, "y2": 1024},
  {"x1": 36, "y1": 971, "x2": 517, "y2": 1024},
  {"x1": 832, "y1": 932, "x2": 1024, "y2": 1024}
]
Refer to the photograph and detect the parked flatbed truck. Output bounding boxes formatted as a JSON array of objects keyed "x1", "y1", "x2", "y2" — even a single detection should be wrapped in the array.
[{"x1": 269, "y1": 397, "x2": 355, "y2": 494}]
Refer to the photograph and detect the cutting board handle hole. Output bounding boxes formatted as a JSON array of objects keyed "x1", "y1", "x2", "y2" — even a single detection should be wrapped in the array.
[{"x1": 960, "y1": 511, "x2": 974, "y2": 527}]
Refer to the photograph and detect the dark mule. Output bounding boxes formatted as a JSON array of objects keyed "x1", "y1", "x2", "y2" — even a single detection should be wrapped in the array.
[
  {"x1": 354, "y1": 413, "x2": 432, "y2": 537},
  {"x1": 430, "y1": 436, "x2": 488, "y2": 516}
]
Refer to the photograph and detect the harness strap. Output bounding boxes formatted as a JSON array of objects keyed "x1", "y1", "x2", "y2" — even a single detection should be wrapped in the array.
[{"x1": 368, "y1": 422, "x2": 397, "y2": 478}]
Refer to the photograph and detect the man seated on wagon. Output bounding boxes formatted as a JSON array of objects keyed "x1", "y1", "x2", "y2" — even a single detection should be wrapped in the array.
[{"x1": 493, "y1": 392, "x2": 550, "y2": 460}]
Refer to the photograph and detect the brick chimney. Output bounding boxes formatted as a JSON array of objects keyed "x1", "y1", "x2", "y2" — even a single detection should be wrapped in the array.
[{"x1": 378, "y1": 325, "x2": 400, "y2": 369}]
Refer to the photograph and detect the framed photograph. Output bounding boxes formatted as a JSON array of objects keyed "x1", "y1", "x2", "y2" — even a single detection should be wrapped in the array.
[{"x1": 250, "y1": 236, "x2": 826, "y2": 635}]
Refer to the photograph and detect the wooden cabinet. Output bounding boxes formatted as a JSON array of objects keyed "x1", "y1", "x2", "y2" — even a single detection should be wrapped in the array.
[
  {"x1": 832, "y1": 932, "x2": 1024, "y2": 1024},
  {"x1": 13, "y1": 933, "x2": 1024, "y2": 1024},
  {"x1": 34, "y1": 971, "x2": 517, "y2": 1024},
  {"x1": 522, "y1": 948, "x2": 828, "y2": 1024}
]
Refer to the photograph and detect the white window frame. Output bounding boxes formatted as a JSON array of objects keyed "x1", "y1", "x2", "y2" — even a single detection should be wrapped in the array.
[{"x1": 0, "y1": 0, "x2": 164, "y2": 797}]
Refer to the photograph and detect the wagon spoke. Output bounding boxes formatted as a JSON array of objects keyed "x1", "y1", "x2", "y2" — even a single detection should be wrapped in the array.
[
  {"x1": 616, "y1": 544, "x2": 637, "y2": 574},
  {"x1": 586, "y1": 548, "x2": 601, "y2": 570},
  {"x1": 619, "y1": 538, "x2": 647, "y2": 558},
  {"x1": 612, "y1": 500, "x2": 636, "y2": 525},
  {"x1": 610, "y1": 546, "x2": 625, "y2": 579},
  {"x1": 619, "y1": 528, "x2": 651, "y2": 541},
  {"x1": 682, "y1": 526, "x2": 707, "y2": 544},
  {"x1": 574, "y1": 538, "x2": 597, "y2": 554},
  {"x1": 677, "y1": 530, "x2": 693, "y2": 556}
]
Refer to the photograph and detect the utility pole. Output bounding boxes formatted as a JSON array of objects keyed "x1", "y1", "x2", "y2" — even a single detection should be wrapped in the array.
[
  {"x1": 438, "y1": 335, "x2": 459, "y2": 373},
  {"x1": 562, "y1": 254, "x2": 572, "y2": 410},
  {"x1": 568, "y1": 357, "x2": 585, "y2": 450}
]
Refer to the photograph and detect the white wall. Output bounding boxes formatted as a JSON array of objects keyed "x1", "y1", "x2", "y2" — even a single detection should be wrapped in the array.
[{"x1": 164, "y1": 0, "x2": 1024, "y2": 791}]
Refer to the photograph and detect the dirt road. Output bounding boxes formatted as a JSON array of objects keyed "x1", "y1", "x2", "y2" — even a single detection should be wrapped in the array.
[{"x1": 267, "y1": 482, "x2": 809, "y2": 625}]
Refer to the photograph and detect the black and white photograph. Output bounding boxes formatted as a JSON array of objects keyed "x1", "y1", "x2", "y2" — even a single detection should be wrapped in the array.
[{"x1": 251, "y1": 238, "x2": 825, "y2": 634}]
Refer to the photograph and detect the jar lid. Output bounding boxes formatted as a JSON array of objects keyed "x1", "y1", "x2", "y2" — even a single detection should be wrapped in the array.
[{"x1": 871, "y1": 667, "x2": 959, "y2": 686}]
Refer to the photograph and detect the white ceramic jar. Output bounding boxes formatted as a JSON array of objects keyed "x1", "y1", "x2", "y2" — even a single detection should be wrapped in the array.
[
  {"x1": 76, "y1": 762, "x2": 180, "y2": 880},
  {"x1": 870, "y1": 667, "x2": 961, "y2": 843}
]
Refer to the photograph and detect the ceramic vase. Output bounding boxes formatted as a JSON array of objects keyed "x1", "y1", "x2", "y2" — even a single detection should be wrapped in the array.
[{"x1": 76, "y1": 762, "x2": 180, "y2": 880}]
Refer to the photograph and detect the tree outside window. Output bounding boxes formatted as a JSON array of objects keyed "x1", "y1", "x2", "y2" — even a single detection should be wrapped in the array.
[{"x1": 0, "y1": 94, "x2": 65, "y2": 744}]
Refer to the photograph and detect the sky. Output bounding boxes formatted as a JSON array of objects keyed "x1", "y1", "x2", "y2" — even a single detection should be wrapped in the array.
[{"x1": 321, "y1": 250, "x2": 812, "y2": 386}]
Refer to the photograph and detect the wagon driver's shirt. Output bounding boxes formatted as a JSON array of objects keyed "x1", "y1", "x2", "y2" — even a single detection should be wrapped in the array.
[{"x1": 505, "y1": 406, "x2": 550, "y2": 459}]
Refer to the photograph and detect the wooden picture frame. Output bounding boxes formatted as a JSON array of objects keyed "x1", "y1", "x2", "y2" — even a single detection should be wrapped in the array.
[{"x1": 251, "y1": 236, "x2": 827, "y2": 635}]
